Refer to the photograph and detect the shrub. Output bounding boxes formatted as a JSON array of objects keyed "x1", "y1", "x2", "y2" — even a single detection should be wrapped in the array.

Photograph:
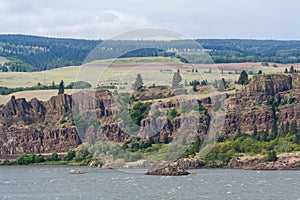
[
  {"x1": 62, "y1": 150, "x2": 76, "y2": 161},
  {"x1": 263, "y1": 151, "x2": 278, "y2": 162},
  {"x1": 46, "y1": 153, "x2": 59, "y2": 161},
  {"x1": 168, "y1": 108, "x2": 177, "y2": 120},
  {"x1": 130, "y1": 102, "x2": 151, "y2": 125},
  {"x1": 15, "y1": 154, "x2": 46, "y2": 165}
]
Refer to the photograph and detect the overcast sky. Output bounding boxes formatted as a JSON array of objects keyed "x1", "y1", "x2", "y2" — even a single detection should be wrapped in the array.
[{"x1": 0, "y1": 0, "x2": 299, "y2": 40}]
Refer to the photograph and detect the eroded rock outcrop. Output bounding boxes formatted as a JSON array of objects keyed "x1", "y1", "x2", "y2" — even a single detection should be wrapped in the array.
[{"x1": 0, "y1": 94, "x2": 81, "y2": 159}]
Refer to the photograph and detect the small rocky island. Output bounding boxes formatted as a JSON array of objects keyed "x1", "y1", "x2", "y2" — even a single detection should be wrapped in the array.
[{"x1": 145, "y1": 166, "x2": 190, "y2": 176}]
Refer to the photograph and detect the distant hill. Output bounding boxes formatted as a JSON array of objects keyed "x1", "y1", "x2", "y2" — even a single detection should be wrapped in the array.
[
  {"x1": 0, "y1": 34, "x2": 99, "y2": 72},
  {"x1": 1, "y1": 34, "x2": 300, "y2": 72}
]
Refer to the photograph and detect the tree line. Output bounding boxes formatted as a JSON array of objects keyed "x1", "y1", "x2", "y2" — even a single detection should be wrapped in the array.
[{"x1": 2, "y1": 35, "x2": 300, "y2": 72}]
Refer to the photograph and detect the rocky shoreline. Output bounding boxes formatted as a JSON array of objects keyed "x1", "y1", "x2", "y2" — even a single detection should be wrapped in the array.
[{"x1": 228, "y1": 152, "x2": 300, "y2": 170}]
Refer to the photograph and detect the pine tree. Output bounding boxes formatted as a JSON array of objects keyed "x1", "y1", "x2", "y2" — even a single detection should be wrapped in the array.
[
  {"x1": 284, "y1": 68, "x2": 288, "y2": 73},
  {"x1": 163, "y1": 133, "x2": 169, "y2": 144},
  {"x1": 58, "y1": 80, "x2": 64, "y2": 94},
  {"x1": 270, "y1": 120, "x2": 278, "y2": 140},
  {"x1": 194, "y1": 135, "x2": 202, "y2": 153},
  {"x1": 52, "y1": 81, "x2": 55, "y2": 89},
  {"x1": 290, "y1": 121, "x2": 298, "y2": 135},
  {"x1": 236, "y1": 127, "x2": 242, "y2": 138},
  {"x1": 279, "y1": 122, "x2": 285, "y2": 137},
  {"x1": 285, "y1": 121, "x2": 290, "y2": 135},
  {"x1": 192, "y1": 84, "x2": 197, "y2": 92},
  {"x1": 132, "y1": 73, "x2": 143, "y2": 90},
  {"x1": 289, "y1": 65, "x2": 294, "y2": 73},
  {"x1": 252, "y1": 124, "x2": 258, "y2": 138},
  {"x1": 237, "y1": 70, "x2": 249, "y2": 85},
  {"x1": 172, "y1": 69, "x2": 182, "y2": 88}
]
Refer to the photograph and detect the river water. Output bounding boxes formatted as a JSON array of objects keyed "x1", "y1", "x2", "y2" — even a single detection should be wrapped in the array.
[{"x1": 0, "y1": 166, "x2": 299, "y2": 200}]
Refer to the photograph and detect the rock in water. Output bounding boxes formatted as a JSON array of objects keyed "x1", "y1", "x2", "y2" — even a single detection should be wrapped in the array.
[{"x1": 145, "y1": 166, "x2": 190, "y2": 176}]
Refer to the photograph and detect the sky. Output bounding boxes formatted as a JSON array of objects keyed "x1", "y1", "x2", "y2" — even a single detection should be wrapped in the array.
[{"x1": 0, "y1": 0, "x2": 299, "y2": 40}]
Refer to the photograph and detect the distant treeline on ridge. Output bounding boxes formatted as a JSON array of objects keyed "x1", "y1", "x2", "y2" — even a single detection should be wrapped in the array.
[{"x1": 1, "y1": 34, "x2": 300, "y2": 72}]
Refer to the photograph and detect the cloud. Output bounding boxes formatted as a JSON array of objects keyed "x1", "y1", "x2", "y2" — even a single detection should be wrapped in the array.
[
  {"x1": 0, "y1": 0, "x2": 299, "y2": 39},
  {"x1": 0, "y1": 1, "x2": 151, "y2": 39},
  {"x1": 34, "y1": 9, "x2": 150, "y2": 39}
]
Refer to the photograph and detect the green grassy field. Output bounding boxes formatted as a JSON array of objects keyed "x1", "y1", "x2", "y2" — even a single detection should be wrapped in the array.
[
  {"x1": 0, "y1": 56, "x2": 294, "y2": 104},
  {"x1": 89, "y1": 56, "x2": 184, "y2": 65},
  {"x1": 0, "y1": 66, "x2": 79, "y2": 88},
  {"x1": 0, "y1": 89, "x2": 74, "y2": 105}
]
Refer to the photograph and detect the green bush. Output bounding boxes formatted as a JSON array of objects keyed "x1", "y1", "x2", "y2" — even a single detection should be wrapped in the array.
[
  {"x1": 46, "y1": 153, "x2": 59, "y2": 161},
  {"x1": 15, "y1": 154, "x2": 45, "y2": 165},
  {"x1": 263, "y1": 151, "x2": 278, "y2": 162},
  {"x1": 130, "y1": 102, "x2": 151, "y2": 125},
  {"x1": 168, "y1": 108, "x2": 177, "y2": 121},
  {"x1": 62, "y1": 150, "x2": 76, "y2": 161}
]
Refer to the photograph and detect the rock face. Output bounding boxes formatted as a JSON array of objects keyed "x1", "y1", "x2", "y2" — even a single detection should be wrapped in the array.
[
  {"x1": 224, "y1": 74, "x2": 300, "y2": 136},
  {"x1": 2, "y1": 73, "x2": 300, "y2": 159},
  {"x1": 0, "y1": 94, "x2": 81, "y2": 159},
  {"x1": 245, "y1": 74, "x2": 292, "y2": 95}
]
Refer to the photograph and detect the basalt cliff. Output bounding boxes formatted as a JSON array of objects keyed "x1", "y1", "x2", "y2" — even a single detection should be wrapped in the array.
[{"x1": 1, "y1": 74, "x2": 300, "y2": 159}]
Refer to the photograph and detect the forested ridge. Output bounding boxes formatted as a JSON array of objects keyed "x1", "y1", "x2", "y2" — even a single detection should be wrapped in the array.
[
  {"x1": 0, "y1": 34, "x2": 99, "y2": 72},
  {"x1": 1, "y1": 34, "x2": 300, "y2": 72}
]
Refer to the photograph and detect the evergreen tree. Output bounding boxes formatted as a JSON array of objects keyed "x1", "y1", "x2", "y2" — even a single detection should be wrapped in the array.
[
  {"x1": 237, "y1": 70, "x2": 249, "y2": 85},
  {"x1": 258, "y1": 70, "x2": 263, "y2": 74},
  {"x1": 52, "y1": 81, "x2": 55, "y2": 89},
  {"x1": 290, "y1": 121, "x2": 298, "y2": 135},
  {"x1": 172, "y1": 69, "x2": 182, "y2": 88},
  {"x1": 236, "y1": 127, "x2": 242, "y2": 138},
  {"x1": 132, "y1": 73, "x2": 143, "y2": 90},
  {"x1": 289, "y1": 65, "x2": 294, "y2": 73},
  {"x1": 194, "y1": 135, "x2": 202, "y2": 153},
  {"x1": 163, "y1": 133, "x2": 169, "y2": 144},
  {"x1": 252, "y1": 124, "x2": 258, "y2": 138},
  {"x1": 270, "y1": 120, "x2": 278, "y2": 140},
  {"x1": 284, "y1": 68, "x2": 288, "y2": 73},
  {"x1": 266, "y1": 125, "x2": 270, "y2": 136},
  {"x1": 192, "y1": 84, "x2": 197, "y2": 92},
  {"x1": 58, "y1": 80, "x2": 64, "y2": 94},
  {"x1": 285, "y1": 121, "x2": 290, "y2": 135},
  {"x1": 279, "y1": 122, "x2": 285, "y2": 137}
]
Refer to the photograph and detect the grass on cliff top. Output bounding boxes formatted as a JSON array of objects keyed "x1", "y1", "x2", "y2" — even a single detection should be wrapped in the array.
[
  {"x1": 0, "y1": 56, "x2": 292, "y2": 104},
  {"x1": 89, "y1": 56, "x2": 184, "y2": 65},
  {"x1": 0, "y1": 89, "x2": 74, "y2": 105}
]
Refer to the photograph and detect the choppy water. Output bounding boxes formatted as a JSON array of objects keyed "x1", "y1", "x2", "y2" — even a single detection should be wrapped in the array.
[{"x1": 0, "y1": 166, "x2": 299, "y2": 200}]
